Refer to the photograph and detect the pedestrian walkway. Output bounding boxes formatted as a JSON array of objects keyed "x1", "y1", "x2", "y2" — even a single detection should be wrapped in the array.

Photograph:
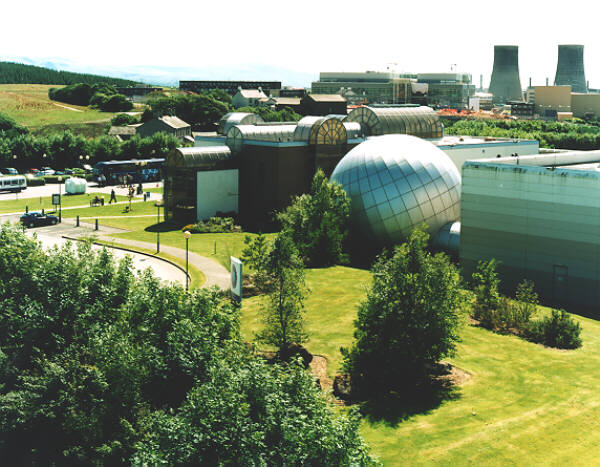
[{"x1": 91, "y1": 234, "x2": 231, "y2": 290}]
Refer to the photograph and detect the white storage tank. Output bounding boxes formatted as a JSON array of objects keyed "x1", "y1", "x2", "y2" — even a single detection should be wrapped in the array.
[{"x1": 65, "y1": 177, "x2": 87, "y2": 194}]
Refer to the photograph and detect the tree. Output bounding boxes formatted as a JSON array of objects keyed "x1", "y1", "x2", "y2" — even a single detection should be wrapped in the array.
[
  {"x1": 342, "y1": 228, "x2": 464, "y2": 396},
  {"x1": 471, "y1": 259, "x2": 502, "y2": 327},
  {"x1": 256, "y1": 233, "x2": 308, "y2": 351},
  {"x1": 0, "y1": 224, "x2": 374, "y2": 464},
  {"x1": 278, "y1": 169, "x2": 350, "y2": 267},
  {"x1": 241, "y1": 232, "x2": 272, "y2": 294}
]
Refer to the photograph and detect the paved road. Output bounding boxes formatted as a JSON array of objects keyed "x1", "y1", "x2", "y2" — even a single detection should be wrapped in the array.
[{"x1": 0, "y1": 181, "x2": 163, "y2": 201}]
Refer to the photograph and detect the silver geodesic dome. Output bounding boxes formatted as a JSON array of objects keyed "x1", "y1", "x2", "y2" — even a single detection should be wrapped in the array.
[{"x1": 330, "y1": 134, "x2": 461, "y2": 246}]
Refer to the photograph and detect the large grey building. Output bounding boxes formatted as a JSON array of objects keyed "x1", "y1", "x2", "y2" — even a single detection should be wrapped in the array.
[{"x1": 460, "y1": 152, "x2": 600, "y2": 311}]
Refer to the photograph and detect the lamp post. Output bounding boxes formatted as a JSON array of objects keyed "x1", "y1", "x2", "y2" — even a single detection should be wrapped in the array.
[
  {"x1": 155, "y1": 200, "x2": 162, "y2": 253},
  {"x1": 57, "y1": 176, "x2": 62, "y2": 223},
  {"x1": 183, "y1": 230, "x2": 191, "y2": 291}
]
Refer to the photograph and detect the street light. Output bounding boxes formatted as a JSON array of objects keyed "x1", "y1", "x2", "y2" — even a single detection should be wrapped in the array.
[
  {"x1": 183, "y1": 230, "x2": 191, "y2": 291},
  {"x1": 155, "y1": 200, "x2": 163, "y2": 253},
  {"x1": 57, "y1": 176, "x2": 63, "y2": 223}
]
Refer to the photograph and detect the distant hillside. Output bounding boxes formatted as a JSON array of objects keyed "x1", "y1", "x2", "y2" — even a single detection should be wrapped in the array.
[
  {"x1": 1, "y1": 56, "x2": 316, "y2": 88},
  {"x1": 0, "y1": 61, "x2": 139, "y2": 87}
]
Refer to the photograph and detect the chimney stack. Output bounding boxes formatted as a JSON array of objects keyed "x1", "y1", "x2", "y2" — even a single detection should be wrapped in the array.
[
  {"x1": 489, "y1": 45, "x2": 523, "y2": 103},
  {"x1": 554, "y1": 44, "x2": 587, "y2": 93}
]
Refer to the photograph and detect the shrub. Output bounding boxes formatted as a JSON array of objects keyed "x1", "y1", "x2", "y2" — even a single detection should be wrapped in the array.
[
  {"x1": 26, "y1": 175, "x2": 45, "y2": 186},
  {"x1": 526, "y1": 309, "x2": 582, "y2": 349},
  {"x1": 43, "y1": 175, "x2": 71, "y2": 184},
  {"x1": 110, "y1": 113, "x2": 140, "y2": 127},
  {"x1": 184, "y1": 217, "x2": 241, "y2": 234},
  {"x1": 471, "y1": 259, "x2": 501, "y2": 326}
]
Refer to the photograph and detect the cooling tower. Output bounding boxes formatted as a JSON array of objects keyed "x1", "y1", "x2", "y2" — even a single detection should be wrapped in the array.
[
  {"x1": 489, "y1": 45, "x2": 523, "y2": 103},
  {"x1": 554, "y1": 44, "x2": 587, "y2": 93}
]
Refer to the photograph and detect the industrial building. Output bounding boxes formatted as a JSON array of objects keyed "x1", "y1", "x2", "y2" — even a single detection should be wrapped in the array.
[
  {"x1": 460, "y1": 152, "x2": 600, "y2": 311},
  {"x1": 179, "y1": 80, "x2": 281, "y2": 95},
  {"x1": 416, "y1": 73, "x2": 475, "y2": 109},
  {"x1": 554, "y1": 44, "x2": 587, "y2": 93},
  {"x1": 489, "y1": 45, "x2": 523, "y2": 104},
  {"x1": 311, "y1": 71, "x2": 418, "y2": 105}
]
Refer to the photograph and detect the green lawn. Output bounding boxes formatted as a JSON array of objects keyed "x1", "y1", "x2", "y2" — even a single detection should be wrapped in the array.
[
  {"x1": 0, "y1": 84, "x2": 117, "y2": 127},
  {"x1": 241, "y1": 265, "x2": 600, "y2": 465},
  {"x1": 0, "y1": 192, "x2": 129, "y2": 214},
  {"x1": 63, "y1": 203, "x2": 264, "y2": 269}
]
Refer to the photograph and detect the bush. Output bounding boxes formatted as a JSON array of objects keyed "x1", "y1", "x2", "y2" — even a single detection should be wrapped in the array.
[
  {"x1": 184, "y1": 217, "x2": 241, "y2": 234},
  {"x1": 25, "y1": 175, "x2": 45, "y2": 186},
  {"x1": 110, "y1": 113, "x2": 140, "y2": 127},
  {"x1": 43, "y1": 175, "x2": 71, "y2": 184},
  {"x1": 526, "y1": 309, "x2": 582, "y2": 349},
  {"x1": 471, "y1": 259, "x2": 501, "y2": 326}
]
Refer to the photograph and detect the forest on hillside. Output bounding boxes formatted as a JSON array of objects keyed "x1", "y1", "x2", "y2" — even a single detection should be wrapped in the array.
[{"x1": 0, "y1": 61, "x2": 139, "y2": 87}]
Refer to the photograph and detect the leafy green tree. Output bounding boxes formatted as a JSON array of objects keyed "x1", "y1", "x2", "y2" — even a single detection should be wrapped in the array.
[
  {"x1": 512, "y1": 279, "x2": 539, "y2": 331},
  {"x1": 256, "y1": 233, "x2": 308, "y2": 351},
  {"x1": 0, "y1": 111, "x2": 27, "y2": 135},
  {"x1": 342, "y1": 228, "x2": 464, "y2": 395},
  {"x1": 110, "y1": 113, "x2": 140, "y2": 127},
  {"x1": 278, "y1": 169, "x2": 350, "y2": 267},
  {"x1": 0, "y1": 224, "x2": 374, "y2": 465},
  {"x1": 471, "y1": 258, "x2": 502, "y2": 326},
  {"x1": 208, "y1": 88, "x2": 232, "y2": 105},
  {"x1": 241, "y1": 232, "x2": 272, "y2": 294}
]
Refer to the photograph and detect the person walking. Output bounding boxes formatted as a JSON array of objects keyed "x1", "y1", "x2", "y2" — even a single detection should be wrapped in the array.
[{"x1": 109, "y1": 189, "x2": 117, "y2": 204}]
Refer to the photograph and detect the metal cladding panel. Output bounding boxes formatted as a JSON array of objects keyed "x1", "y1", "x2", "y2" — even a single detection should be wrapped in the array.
[
  {"x1": 554, "y1": 44, "x2": 587, "y2": 93},
  {"x1": 345, "y1": 106, "x2": 442, "y2": 138},
  {"x1": 294, "y1": 116, "x2": 323, "y2": 141},
  {"x1": 460, "y1": 162, "x2": 600, "y2": 309},
  {"x1": 226, "y1": 124, "x2": 297, "y2": 152},
  {"x1": 166, "y1": 146, "x2": 232, "y2": 168},
  {"x1": 331, "y1": 134, "x2": 460, "y2": 247},
  {"x1": 489, "y1": 45, "x2": 523, "y2": 103},
  {"x1": 217, "y1": 112, "x2": 264, "y2": 135}
]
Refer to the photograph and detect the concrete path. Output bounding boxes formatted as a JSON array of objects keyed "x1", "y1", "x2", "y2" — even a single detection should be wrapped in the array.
[
  {"x1": 92, "y1": 234, "x2": 231, "y2": 290},
  {"x1": 0, "y1": 199, "x2": 147, "y2": 218}
]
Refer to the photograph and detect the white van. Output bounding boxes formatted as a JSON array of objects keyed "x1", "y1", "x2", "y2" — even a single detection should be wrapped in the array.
[{"x1": 0, "y1": 175, "x2": 27, "y2": 193}]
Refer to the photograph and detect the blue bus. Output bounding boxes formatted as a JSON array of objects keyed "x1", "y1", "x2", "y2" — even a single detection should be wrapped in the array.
[{"x1": 93, "y1": 158, "x2": 164, "y2": 186}]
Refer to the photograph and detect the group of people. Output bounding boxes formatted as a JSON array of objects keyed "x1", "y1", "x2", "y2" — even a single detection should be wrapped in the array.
[{"x1": 106, "y1": 182, "x2": 145, "y2": 204}]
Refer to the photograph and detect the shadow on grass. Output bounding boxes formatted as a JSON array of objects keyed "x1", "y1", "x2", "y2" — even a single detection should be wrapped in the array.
[
  {"x1": 144, "y1": 221, "x2": 184, "y2": 233},
  {"x1": 359, "y1": 368, "x2": 463, "y2": 427}
]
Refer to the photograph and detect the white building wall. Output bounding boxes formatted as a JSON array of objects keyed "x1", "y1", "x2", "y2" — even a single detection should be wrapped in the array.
[
  {"x1": 439, "y1": 141, "x2": 539, "y2": 169},
  {"x1": 196, "y1": 169, "x2": 239, "y2": 221},
  {"x1": 460, "y1": 161, "x2": 600, "y2": 310}
]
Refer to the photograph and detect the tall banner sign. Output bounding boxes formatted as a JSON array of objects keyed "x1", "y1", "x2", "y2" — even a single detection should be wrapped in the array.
[{"x1": 230, "y1": 256, "x2": 242, "y2": 304}]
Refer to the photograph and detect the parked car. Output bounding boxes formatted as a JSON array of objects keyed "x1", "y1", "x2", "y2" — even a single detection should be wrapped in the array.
[
  {"x1": 0, "y1": 167, "x2": 19, "y2": 175},
  {"x1": 20, "y1": 212, "x2": 58, "y2": 228}
]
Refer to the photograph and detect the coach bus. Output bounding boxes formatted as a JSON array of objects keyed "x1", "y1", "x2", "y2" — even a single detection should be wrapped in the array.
[
  {"x1": 0, "y1": 175, "x2": 27, "y2": 193},
  {"x1": 92, "y1": 158, "x2": 164, "y2": 186}
]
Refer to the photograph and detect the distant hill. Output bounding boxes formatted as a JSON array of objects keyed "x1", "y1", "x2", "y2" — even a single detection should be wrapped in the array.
[
  {"x1": 1, "y1": 56, "x2": 317, "y2": 88},
  {"x1": 0, "y1": 61, "x2": 139, "y2": 87}
]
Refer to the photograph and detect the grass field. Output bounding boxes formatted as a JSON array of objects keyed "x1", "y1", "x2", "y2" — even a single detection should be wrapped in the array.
[
  {"x1": 0, "y1": 192, "x2": 129, "y2": 214},
  {"x1": 63, "y1": 202, "x2": 261, "y2": 269},
  {"x1": 241, "y1": 266, "x2": 600, "y2": 465},
  {"x1": 0, "y1": 84, "x2": 117, "y2": 128}
]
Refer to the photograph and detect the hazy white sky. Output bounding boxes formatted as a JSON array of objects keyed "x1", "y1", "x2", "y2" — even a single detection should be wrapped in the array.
[{"x1": 2, "y1": 0, "x2": 598, "y2": 87}]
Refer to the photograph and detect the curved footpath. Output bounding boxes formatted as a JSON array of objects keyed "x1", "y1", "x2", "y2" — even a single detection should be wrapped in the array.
[
  {"x1": 93, "y1": 233, "x2": 231, "y2": 290},
  {"x1": 5, "y1": 216, "x2": 230, "y2": 291}
]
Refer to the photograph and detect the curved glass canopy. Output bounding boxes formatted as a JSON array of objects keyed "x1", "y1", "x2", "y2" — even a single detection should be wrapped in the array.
[
  {"x1": 345, "y1": 106, "x2": 443, "y2": 138},
  {"x1": 217, "y1": 112, "x2": 264, "y2": 135}
]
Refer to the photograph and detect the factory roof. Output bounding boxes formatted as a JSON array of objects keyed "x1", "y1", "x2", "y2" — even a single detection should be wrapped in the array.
[{"x1": 305, "y1": 94, "x2": 347, "y2": 103}]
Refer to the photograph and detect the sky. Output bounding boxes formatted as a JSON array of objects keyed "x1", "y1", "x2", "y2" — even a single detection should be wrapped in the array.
[{"x1": 2, "y1": 0, "x2": 599, "y2": 88}]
